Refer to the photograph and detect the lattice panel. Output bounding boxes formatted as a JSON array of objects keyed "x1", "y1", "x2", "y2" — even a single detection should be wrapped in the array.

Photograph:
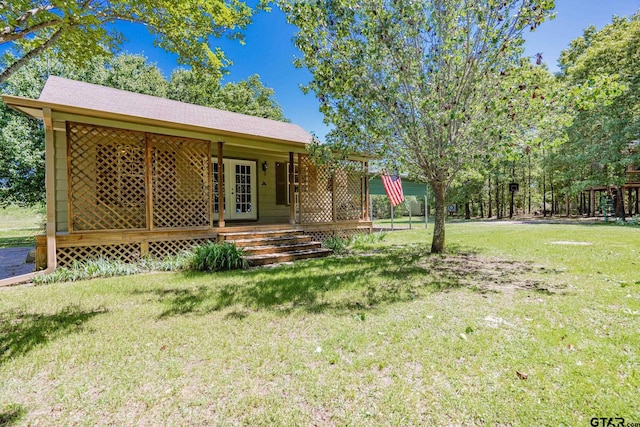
[
  {"x1": 298, "y1": 154, "x2": 333, "y2": 223},
  {"x1": 56, "y1": 243, "x2": 142, "y2": 268},
  {"x1": 304, "y1": 231, "x2": 334, "y2": 242},
  {"x1": 151, "y1": 134, "x2": 211, "y2": 228},
  {"x1": 336, "y1": 228, "x2": 362, "y2": 239},
  {"x1": 68, "y1": 123, "x2": 147, "y2": 230},
  {"x1": 335, "y1": 168, "x2": 364, "y2": 221},
  {"x1": 148, "y1": 239, "x2": 213, "y2": 258}
]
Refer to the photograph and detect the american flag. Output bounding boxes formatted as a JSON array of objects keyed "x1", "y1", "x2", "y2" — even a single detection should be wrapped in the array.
[{"x1": 381, "y1": 173, "x2": 404, "y2": 207}]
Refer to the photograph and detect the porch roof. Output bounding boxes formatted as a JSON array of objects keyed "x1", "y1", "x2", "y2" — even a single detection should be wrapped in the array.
[{"x1": 2, "y1": 76, "x2": 313, "y2": 146}]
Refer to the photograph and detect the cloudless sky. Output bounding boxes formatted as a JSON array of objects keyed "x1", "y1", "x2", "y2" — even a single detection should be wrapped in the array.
[{"x1": 116, "y1": 1, "x2": 640, "y2": 141}]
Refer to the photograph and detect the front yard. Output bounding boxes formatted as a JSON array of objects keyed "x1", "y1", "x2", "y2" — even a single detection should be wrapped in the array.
[{"x1": 1, "y1": 222, "x2": 638, "y2": 425}]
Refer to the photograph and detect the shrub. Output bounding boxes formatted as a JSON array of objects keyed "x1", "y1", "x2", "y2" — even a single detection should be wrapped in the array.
[
  {"x1": 348, "y1": 231, "x2": 387, "y2": 248},
  {"x1": 322, "y1": 236, "x2": 349, "y2": 254},
  {"x1": 188, "y1": 242, "x2": 247, "y2": 272},
  {"x1": 33, "y1": 258, "x2": 141, "y2": 285}
]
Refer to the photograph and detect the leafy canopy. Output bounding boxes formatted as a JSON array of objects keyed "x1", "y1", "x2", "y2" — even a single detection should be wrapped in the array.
[
  {"x1": 0, "y1": 0, "x2": 266, "y2": 83},
  {"x1": 284, "y1": 0, "x2": 554, "y2": 252}
]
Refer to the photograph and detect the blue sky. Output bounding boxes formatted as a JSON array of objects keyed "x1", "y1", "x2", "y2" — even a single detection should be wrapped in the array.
[{"x1": 117, "y1": 1, "x2": 640, "y2": 141}]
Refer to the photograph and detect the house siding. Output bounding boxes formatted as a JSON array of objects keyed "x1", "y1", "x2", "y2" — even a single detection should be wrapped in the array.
[{"x1": 54, "y1": 127, "x2": 68, "y2": 232}]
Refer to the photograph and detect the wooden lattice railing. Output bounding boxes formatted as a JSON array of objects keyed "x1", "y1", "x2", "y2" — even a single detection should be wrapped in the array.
[
  {"x1": 150, "y1": 134, "x2": 211, "y2": 228},
  {"x1": 298, "y1": 154, "x2": 365, "y2": 223},
  {"x1": 68, "y1": 123, "x2": 148, "y2": 230},
  {"x1": 67, "y1": 122, "x2": 211, "y2": 232}
]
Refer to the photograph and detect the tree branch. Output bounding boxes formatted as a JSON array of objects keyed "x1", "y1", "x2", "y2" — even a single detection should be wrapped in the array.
[{"x1": 0, "y1": 27, "x2": 65, "y2": 84}]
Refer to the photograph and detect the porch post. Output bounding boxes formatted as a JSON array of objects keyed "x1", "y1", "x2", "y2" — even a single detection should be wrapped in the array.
[
  {"x1": 332, "y1": 169, "x2": 337, "y2": 223},
  {"x1": 43, "y1": 108, "x2": 57, "y2": 270},
  {"x1": 289, "y1": 151, "x2": 296, "y2": 224},
  {"x1": 364, "y1": 161, "x2": 370, "y2": 221},
  {"x1": 217, "y1": 141, "x2": 225, "y2": 228}
]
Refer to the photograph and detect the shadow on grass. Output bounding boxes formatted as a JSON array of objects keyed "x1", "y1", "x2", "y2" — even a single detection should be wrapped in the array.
[
  {"x1": 0, "y1": 305, "x2": 107, "y2": 365},
  {"x1": 0, "y1": 404, "x2": 26, "y2": 427},
  {"x1": 136, "y1": 244, "x2": 550, "y2": 318}
]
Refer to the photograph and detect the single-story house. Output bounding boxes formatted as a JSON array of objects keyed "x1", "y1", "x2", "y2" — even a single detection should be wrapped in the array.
[{"x1": 2, "y1": 76, "x2": 371, "y2": 276}]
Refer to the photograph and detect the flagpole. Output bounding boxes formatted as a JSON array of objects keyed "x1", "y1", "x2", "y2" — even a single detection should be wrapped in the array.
[{"x1": 391, "y1": 202, "x2": 394, "y2": 230}]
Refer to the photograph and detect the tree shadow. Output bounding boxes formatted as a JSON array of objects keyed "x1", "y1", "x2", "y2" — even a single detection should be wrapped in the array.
[
  {"x1": 0, "y1": 404, "x2": 25, "y2": 427},
  {"x1": 0, "y1": 404, "x2": 27, "y2": 427},
  {"x1": 135, "y1": 244, "x2": 552, "y2": 319},
  {"x1": 0, "y1": 305, "x2": 107, "y2": 366}
]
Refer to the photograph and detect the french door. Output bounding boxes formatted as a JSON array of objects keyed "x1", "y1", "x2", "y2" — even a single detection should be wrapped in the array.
[{"x1": 213, "y1": 159, "x2": 257, "y2": 221}]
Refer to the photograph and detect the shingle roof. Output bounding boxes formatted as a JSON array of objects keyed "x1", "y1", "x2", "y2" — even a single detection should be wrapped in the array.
[{"x1": 37, "y1": 76, "x2": 312, "y2": 144}]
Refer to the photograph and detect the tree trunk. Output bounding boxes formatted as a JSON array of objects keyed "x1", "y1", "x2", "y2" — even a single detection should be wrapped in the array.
[
  {"x1": 618, "y1": 186, "x2": 626, "y2": 221},
  {"x1": 465, "y1": 201, "x2": 471, "y2": 220},
  {"x1": 528, "y1": 154, "x2": 531, "y2": 214},
  {"x1": 479, "y1": 194, "x2": 484, "y2": 218},
  {"x1": 488, "y1": 176, "x2": 493, "y2": 218},
  {"x1": 431, "y1": 182, "x2": 446, "y2": 253},
  {"x1": 550, "y1": 178, "x2": 555, "y2": 216},
  {"x1": 542, "y1": 171, "x2": 547, "y2": 217},
  {"x1": 496, "y1": 174, "x2": 502, "y2": 219}
]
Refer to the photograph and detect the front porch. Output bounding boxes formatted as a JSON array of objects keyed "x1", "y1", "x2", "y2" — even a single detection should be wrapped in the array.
[{"x1": 35, "y1": 221, "x2": 372, "y2": 269}]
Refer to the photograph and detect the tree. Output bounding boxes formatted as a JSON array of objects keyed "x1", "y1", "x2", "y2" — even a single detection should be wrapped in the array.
[
  {"x1": 284, "y1": 0, "x2": 554, "y2": 252},
  {"x1": 0, "y1": 0, "x2": 261, "y2": 84},
  {"x1": 557, "y1": 13, "x2": 640, "y2": 219},
  {"x1": 168, "y1": 70, "x2": 288, "y2": 121}
]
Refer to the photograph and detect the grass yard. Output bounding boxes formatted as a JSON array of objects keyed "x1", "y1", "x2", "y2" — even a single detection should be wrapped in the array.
[
  {"x1": 0, "y1": 205, "x2": 44, "y2": 248},
  {"x1": 1, "y1": 222, "x2": 638, "y2": 425}
]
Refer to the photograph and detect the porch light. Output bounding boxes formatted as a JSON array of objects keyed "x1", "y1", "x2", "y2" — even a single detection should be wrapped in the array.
[{"x1": 262, "y1": 161, "x2": 268, "y2": 173}]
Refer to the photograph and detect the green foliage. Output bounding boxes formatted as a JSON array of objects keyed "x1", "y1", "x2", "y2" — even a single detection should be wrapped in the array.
[
  {"x1": 348, "y1": 231, "x2": 387, "y2": 249},
  {"x1": 188, "y1": 242, "x2": 247, "y2": 272},
  {"x1": 321, "y1": 236, "x2": 349, "y2": 254},
  {"x1": 33, "y1": 252, "x2": 194, "y2": 284},
  {"x1": 283, "y1": 0, "x2": 555, "y2": 252},
  {"x1": 0, "y1": 0, "x2": 262, "y2": 84},
  {"x1": 33, "y1": 258, "x2": 142, "y2": 284},
  {"x1": 322, "y1": 232, "x2": 387, "y2": 254},
  {"x1": 556, "y1": 13, "x2": 640, "y2": 191},
  {"x1": 168, "y1": 71, "x2": 288, "y2": 121}
]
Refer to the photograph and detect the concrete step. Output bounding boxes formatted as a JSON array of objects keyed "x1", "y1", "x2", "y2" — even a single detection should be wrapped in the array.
[
  {"x1": 246, "y1": 248, "x2": 332, "y2": 266},
  {"x1": 231, "y1": 235, "x2": 313, "y2": 248},
  {"x1": 243, "y1": 241, "x2": 322, "y2": 256}
]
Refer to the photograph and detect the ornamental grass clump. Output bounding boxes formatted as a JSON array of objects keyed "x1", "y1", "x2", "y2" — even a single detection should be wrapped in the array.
[{"x1": 188, "y1": 242, "x2": 247, "y2": 272}]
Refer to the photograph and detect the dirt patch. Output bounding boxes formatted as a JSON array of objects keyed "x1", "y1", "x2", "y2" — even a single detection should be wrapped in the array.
[{"x1": 412, "y1": 252, "x2": 550, "y2": 294}]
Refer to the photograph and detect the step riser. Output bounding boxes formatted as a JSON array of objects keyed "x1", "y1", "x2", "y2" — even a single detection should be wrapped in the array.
[
  {"x1": 247, "y1": 250, "x2": 331, "y2": 266},
  {"x1": 244, "y1": 243, "x2": 321, "y2": 256},
  {"x1": 232, "y1": 236, "x2": 312, "y2": 248}
]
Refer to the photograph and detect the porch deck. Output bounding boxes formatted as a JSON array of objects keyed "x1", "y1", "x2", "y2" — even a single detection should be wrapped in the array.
[{"x1": 35, "y1": 221, "x2": 372, "y2": 269}]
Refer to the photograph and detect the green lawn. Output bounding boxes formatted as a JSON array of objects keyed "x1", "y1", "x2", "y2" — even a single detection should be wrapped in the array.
[
  {"x1": 1, "y1": 222, "x2": 638, "y2": 425},
  {"x1": 0, "y1": 205, "x2": 44, "y2": 248}
]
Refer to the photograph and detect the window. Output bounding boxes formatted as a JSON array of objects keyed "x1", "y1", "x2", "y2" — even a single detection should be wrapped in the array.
[{"x1": 275, "y1": 162, "x2": 298, "y2": 205}]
